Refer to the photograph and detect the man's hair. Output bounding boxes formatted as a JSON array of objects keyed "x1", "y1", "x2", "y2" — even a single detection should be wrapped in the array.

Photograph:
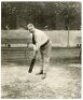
[{"x1": 27, "y1": 23, "x2": 35, "y2": 28}]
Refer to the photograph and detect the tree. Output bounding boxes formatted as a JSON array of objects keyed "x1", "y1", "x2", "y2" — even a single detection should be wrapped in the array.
[
  {"x1": 59, "y1": 2, "x2": 81, "y2": 47},
  {"x1": 1, "y1": 2, "x2": 81, "y2": 30}
]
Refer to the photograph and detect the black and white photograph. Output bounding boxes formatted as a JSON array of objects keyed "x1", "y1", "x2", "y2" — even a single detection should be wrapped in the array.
[{"x1": 1, "y1": 1, "x2": 81, "y2": 99}]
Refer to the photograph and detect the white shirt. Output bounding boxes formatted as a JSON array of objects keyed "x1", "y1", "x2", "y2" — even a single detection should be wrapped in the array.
[{"x1": 30, "y1": 29, "x2": 49, "y2": 49}]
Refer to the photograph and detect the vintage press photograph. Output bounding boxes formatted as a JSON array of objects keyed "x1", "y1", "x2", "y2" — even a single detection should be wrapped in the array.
[{"x1": 1, "y1": 1, "x2": 81, "y2": 99}]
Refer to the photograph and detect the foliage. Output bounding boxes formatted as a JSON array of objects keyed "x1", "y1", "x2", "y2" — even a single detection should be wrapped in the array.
[{"x1": 1, "y1": 2, "x2": 81, "y2": 30}]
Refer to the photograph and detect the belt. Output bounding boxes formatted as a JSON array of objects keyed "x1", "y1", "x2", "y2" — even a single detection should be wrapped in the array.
[{"x1": 41, "y1": 40, "x2": 49, "y2": 48}]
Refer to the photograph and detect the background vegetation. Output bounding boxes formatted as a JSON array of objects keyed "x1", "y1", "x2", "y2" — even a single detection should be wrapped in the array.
[{"x1": 1, "y1": 2, "x2": 81, "y2": 30}]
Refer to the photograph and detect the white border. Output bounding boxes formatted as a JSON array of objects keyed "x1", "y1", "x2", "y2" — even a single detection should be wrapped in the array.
[
  {"x1": 0, "y1": 0, "x2": 1, "y2": 100},
  {"x1": 0, "y1": 0, "x2": 82, "y2": 2},
  {"x1": 0, "y1": 0, "x2": 82, "y2": 100}
]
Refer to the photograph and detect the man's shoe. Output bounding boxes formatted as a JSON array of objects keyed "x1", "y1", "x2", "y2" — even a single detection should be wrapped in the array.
[
  {"x1": 36, "y1": 70, "x2": 43, "y2": 75},
  {"x1": 28, "y1": 69, "x2": 32, "y2": 73},
  {"x1": 41, "y1": 73, "x2": 46, "y2": 79}
]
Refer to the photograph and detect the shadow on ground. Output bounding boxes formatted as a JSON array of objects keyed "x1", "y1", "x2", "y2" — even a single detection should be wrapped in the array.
[{"x1": 1, "y1": 61, "x2": 81, "y2": 99}]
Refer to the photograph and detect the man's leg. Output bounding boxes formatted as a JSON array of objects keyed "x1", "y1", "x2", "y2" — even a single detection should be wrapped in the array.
[
  {"x1": 36, "y1": 51, "x2": 44, "y2": 75},
  {"x1": 41, "y1": 57, "x2": 50, "y2": 79},
  {"x1": 28, "y1": 58, "x2": 36, "y2": 73},
  {"x1": 40, "y1": 52, "x2": 44, "y2": 74},
  {"x1": 41, "y1": 41, "x2": 52, "y2": 79},
  {"x1": 28, "y1": 51, "x2": 37, "y2": 73},
  {"x1": 38, "y1": 49, "x2": 50, "y2": 79}
]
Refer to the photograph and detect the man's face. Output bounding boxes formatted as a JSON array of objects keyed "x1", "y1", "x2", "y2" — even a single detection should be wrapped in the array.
[{"x1": 27, "y1": 25, "x2": 35, "y2": 33}]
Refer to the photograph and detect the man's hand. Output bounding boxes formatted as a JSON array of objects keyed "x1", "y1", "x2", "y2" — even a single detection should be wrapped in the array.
[
  {"x1": 33, "y1": 44, "x2": 38, "y2": 52},
  {"x1": 28, "y1": 44, "x2": 38, "y2": 51},
  {"x1": 28, "y1": 44, "x2": 34, "y2": 48}
]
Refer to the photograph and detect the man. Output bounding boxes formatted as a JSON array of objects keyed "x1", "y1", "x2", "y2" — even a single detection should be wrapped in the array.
[{"x1": 27, "y1": 23, "x2": 52, "y2": 79}]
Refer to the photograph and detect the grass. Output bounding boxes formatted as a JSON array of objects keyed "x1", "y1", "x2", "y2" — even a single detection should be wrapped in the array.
[
  {"x1": 1, "y1": 47, "x2": 81, "y2": 98},
  {"x1": 1, "y1": 63, "x2": 81, "y2": 99},
  {"x1": 1, "y1": 46, "x2": 81, "y2": 65}
]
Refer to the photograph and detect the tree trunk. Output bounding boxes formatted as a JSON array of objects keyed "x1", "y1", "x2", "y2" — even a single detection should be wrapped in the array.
[{"x1": 67, "y1": 26, "x2": 70, "y2": 47}]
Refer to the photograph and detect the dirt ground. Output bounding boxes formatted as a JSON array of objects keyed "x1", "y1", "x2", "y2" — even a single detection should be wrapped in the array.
[{"x1": 1, "y1": 62, "x2": 81, "y2": 99}]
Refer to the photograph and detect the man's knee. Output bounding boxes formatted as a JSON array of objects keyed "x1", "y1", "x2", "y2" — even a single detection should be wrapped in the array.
[{"x1": 44, "y1": 57, "x2": 50, "y2": 64}]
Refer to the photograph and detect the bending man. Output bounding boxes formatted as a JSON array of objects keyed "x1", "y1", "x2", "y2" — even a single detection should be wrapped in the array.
[{"x1": 27, "y1": 24, "x2": 52, "y2": 79}]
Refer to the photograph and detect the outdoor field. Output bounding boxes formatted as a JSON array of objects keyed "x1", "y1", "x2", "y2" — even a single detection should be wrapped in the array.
[
  {"x1": 1, "y1": 46, "x2": 81, "y2": 99},
  {"x1": 1, "y1": 30, "x2": 81, "y2": 99},
  {"x1": 1, "y1": 60, "x2": 81, "y2": 99}
]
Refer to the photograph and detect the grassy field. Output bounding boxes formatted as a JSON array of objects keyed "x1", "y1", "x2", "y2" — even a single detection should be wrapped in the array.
[
  {"x1": 1, "y1": 46, "x2": 81, "y2": 99},
  {"x1": 1, "y1": 62, "x2": 81, "y2": 99},
  {"x1": 1, "y1": 47, "x2": 81, "y2": 63}
]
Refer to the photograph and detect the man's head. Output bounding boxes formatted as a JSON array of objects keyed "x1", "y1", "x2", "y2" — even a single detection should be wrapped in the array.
[{"x1": 27, "y1": 23, "x2": 35, "y2": 33}]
